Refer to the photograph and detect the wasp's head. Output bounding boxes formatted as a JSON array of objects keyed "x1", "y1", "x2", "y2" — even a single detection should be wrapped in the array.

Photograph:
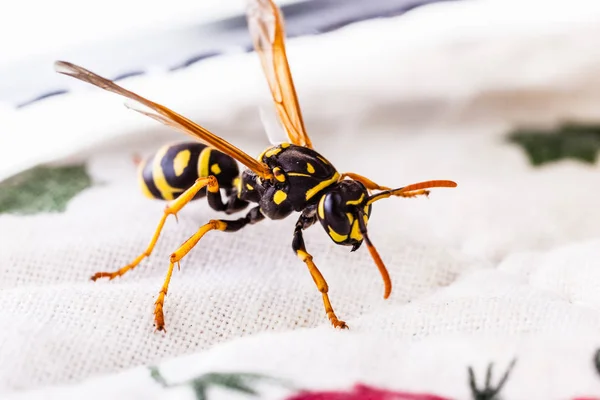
[
  {"x1": 317, "y1": 180, "x2": 371, "y2": 251},
  {"x1": 316, "y1": 176, "x2": 456, "y2": 301},
  {"x1": 317, "y1": 179, "x2": 390, "y2": 297}
]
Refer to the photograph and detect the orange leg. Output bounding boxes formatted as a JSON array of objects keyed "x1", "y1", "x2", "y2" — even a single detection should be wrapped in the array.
[
  {"x1": 154, "y1": 220, "x2": 227, "y2": 331},
  {"x1": 154, "y1": 206, "x2": 264, "y2": 331},
  {"x1": 91, "y1": 176, "x2": 219, "y2": 281},
  {"x1": 297, "y1": 249, "x2": 347, "y2": 329},
  {"x1": 293, "y1": 218, "x2": 347, "y2": 329}
]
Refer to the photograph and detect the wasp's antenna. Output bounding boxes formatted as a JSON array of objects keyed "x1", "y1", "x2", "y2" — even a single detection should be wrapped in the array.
[
  {"x1": 357, "y1": 209, "x2": 392, "y2": 299},
  {"x1": 366, "y1": 180, "x2": 457, "y2": 205}
]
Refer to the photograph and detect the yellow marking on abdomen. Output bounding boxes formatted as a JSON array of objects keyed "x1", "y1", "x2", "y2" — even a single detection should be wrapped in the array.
[
  {"x1": 274, "y1": 190, "x2": 287, "y2": 205},
  {"x1": 137, "y1": 159, "x2": 154, "y2": 199},
  {"x1": 306, "y1": 172, "x2": 340, "y2": 201},
  {"x1": 306, "y1": 162, "x2": 315, "y2": 174},
  {"x1": 152, "y1": 145, "x2": 179, "y2": 200},
  {"x1": 328, "y1": 227, "x2": 348, "y2": 243},
  {"x1": 173, "y1": 149, "x2": 191, "y2": 177},
  {"x1": 197, "y1": 147, "x2": 212, "y2": 178},
  {"x1": 210, "y1": 163, "x2": 221, "y2": 175}
]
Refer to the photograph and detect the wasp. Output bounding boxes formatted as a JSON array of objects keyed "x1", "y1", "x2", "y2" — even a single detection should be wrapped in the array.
[{"x1": 54, "y1": 0, "x2": 457, "y2": 332}]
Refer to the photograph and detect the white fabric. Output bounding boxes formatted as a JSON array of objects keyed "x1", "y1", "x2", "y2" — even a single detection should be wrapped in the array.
[
  {"x1": 5, "y1": 331, "x2": 600, "y2": 400},
  {"x1": 3, "y1": 0, "x2": 600, "y2": 397}
]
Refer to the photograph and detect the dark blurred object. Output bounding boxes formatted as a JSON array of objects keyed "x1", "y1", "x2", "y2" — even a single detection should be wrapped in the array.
[
  {"x1": 508, "y1": 123, "x2": 600, "y2": 166},
  {"x1": 2, "y1": 0, "x2": 457, "y2": 108}
]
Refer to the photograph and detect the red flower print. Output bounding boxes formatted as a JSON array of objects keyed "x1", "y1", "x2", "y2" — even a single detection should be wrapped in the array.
[{"x1": 285, "y1": 383, "x2": 451, "y2": 400}]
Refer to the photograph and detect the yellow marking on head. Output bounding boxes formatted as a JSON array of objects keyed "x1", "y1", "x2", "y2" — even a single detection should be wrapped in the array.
[
  {"x1": 363, "y1": 215, "x2": 369, "y2": 224},
  {"x1": 137, "y1": 159, "x2": 154, "y2": 199},
  {"x1": 317, "y1": 156, "x2": 330, "y2": 165},
  {"x1": 246, "y1": 183, "x2": 254, "y2": 191},
  {"x1": 265, "y1": 147, "x2": 282, "y2": 158},
  {"x1": 273, "y1": 167, "x2": 286, "y2": 182},
  {"x1": 350, "y1": 220, "x2": 363, "y2": 242},
  {"x1": 152, "y1": 145, "x2": 178, "y2": 200},
  {"x1": 328, "y1": 226, "x2": 348, "y2": 243},
  {"x1": 197, "y1": 147, "x2": 212, "y2": 178},
  {"x1": 346, "y1": 213, "x2": 355, "y2": 224},
  {"x1": 210, "y1": 163, "x2": 221, "y2": 175},
  {"x1": 172, "y1": 149, "x2": 191, "y2": 177},
  {"x1": 346, "y1": 193, "x2": 365, "y2": 206},
  {"x1": 364, "y1": 205, "x2": 370, "y2": 215},
  {"x1": 306, "y1": 162, "x2": 315, "y2": 174},
  {"x1": 318, "y1": 196, "x2": 326, "y2": 219},
  {"x1": 306, "y1": 172, "x2": 340, "y2": 201},
  {"x1": 273, "y1": 190, "x2": 287, "y2": 205},
  {"x1": 288, "y1": 172, "x2": 311, "y2": 178}
]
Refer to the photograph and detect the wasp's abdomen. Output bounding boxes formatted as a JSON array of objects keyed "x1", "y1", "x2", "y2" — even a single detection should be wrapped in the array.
[{"x1": 137, "y1": 142, "x2": 239, "y2": 201}]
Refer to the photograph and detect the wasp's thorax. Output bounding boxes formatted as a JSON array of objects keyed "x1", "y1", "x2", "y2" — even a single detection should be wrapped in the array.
[
  {"x1": 317, "y1": 180, "x2": 372, "y2": 251},
  {"x1": 239, "y1": 143, "x2": 340, "y2": 220}
]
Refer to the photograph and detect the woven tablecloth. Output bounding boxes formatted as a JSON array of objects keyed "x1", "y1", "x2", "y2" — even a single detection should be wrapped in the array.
[{"x1": 2, "y1": 0, "x2": 600, "y2": 398}]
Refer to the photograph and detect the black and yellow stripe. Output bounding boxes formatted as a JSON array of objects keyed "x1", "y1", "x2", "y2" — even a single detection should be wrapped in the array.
[{"x1": 137, "y1": 142, "x2": 240, "y2": 201}]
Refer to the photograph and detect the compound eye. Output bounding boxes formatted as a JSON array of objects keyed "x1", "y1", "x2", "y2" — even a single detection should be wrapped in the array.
[
  {"x1": 321, "y1": 192, "x2": 351, "y2": 235},
  {"x1": 323, "y1": 191, "x2": 342, "y2": 216}
]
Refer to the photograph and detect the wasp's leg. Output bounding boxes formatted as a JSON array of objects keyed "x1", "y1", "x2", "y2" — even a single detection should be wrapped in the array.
[
  {"x1": 207, "y1": 186, "x2": 249, "y2": 215},
  {"x1": 339, "y1": 172, "x2": 391, "y2": 192},
  {"x1": 154, "y1": 206, "x2": 264, "y2": 331},
  {"x1": 91, "y1": 176, "x2": 221, "y2": 281},
  {"x1": 292, "y1": 212, "x2": 347, "y2": 329}
]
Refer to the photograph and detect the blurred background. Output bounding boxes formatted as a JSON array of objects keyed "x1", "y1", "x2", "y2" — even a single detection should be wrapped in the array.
[{"x1": 3, "y1": 0, "x2": 600, "y2": 182}]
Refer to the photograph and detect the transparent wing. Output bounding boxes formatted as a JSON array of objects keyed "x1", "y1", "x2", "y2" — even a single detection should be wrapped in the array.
[
  {"x1": 246, "y1": 0, "x2": 313, "y2": 148},
  {"x1": 258, "y1": 105, "x2": 288, "y2": 145},
  {"x1": 54, "y1": 61, "x2": 273, "y2": 179}
]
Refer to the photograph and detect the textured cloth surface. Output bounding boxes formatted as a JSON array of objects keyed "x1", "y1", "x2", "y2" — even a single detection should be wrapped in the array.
[
  {"x1": 3, "y1": 129, "x2": 600, "y2": 396},
  {"x1": 6, "y1": 330, "x2": 600, "y2": 399},
  {"x1": 2, "y1": 0, "x2": 600, "y2": 397}
]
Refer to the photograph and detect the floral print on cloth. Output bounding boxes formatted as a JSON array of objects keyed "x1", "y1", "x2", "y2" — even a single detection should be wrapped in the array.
[{"x1": 147, "y1": 350, "x2": 600, "y2": 400}]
